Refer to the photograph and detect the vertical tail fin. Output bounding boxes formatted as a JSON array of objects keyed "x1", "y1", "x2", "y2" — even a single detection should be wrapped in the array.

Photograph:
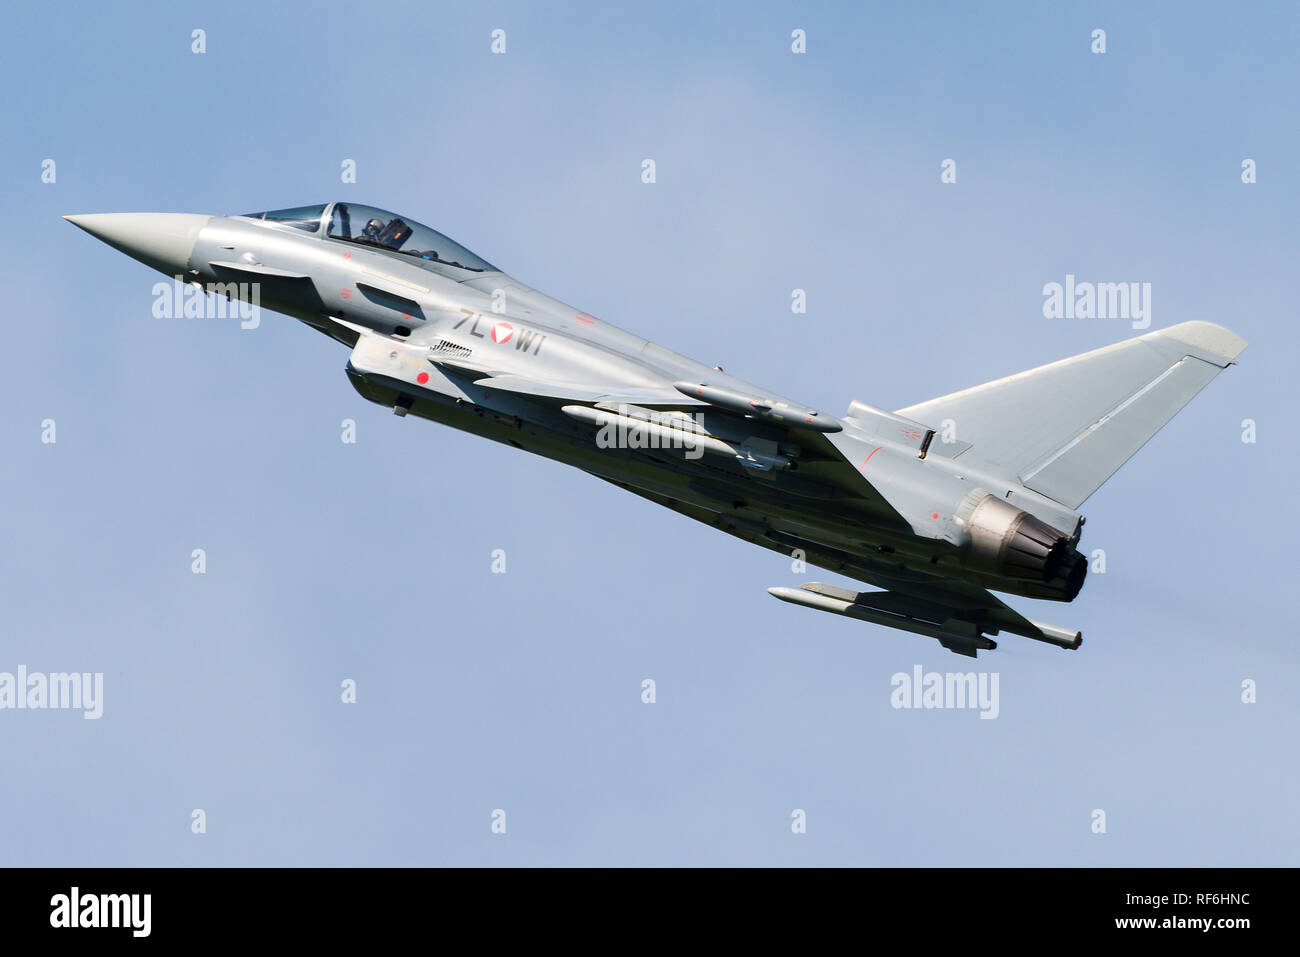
[{"x1": 895, "y1": 322, "x2": 1246, "y2": 508}]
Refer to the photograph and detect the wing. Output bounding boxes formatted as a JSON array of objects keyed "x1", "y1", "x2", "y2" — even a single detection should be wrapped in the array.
[{"x1": 596, "y1": 476, "x2": 1077, "y2": 657}]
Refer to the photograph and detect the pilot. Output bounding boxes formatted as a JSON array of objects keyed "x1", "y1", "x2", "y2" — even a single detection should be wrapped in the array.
[{"x1": 362, "y1": 217, "x2": 386, "y2": 243}]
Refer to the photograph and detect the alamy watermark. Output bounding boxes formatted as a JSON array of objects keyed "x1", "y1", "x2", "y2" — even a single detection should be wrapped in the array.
[
  {"x1": 594, "y1": 405, "x2": 706, "y2": 459},
  {"x1": 0, "y1": 666, "x2": 103, "y2": 719},
  {"x1": 1042, "y1": 274, "x2": 1150, "y2": 329},
  {"x1": 152, "y1": 276, "x2": 261, "y2": 329},
  {"x1": 890, "y1": 665, "x2": 999, "y2": 719},
  {"x1": 50, "y1": 887, "x2": 150, "y2": 937}
]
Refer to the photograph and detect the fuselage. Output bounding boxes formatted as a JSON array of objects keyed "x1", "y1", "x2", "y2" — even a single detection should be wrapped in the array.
[{"x1": 65, "y1": 203, "x2": 1089, "y2": 606}]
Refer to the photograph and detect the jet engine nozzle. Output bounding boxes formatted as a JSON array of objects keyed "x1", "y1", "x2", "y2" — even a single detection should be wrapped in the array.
[{"x1": 956, "y1": 491, "x2": 1086, "y2": 600}]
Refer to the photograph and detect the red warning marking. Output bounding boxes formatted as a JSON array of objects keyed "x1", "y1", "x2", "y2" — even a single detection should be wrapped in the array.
[
  {"x1": 343, "y1": 253, "x2": 352, "y2": 259},
  {"x1": 490, "y1": 321, "x2": 513, "y2": 344},
  {"x1": 575, "y1": 313, "x2": 596, "y2": 325},
  {"x1": 340, "y1": 288, "x2": 352, "y2": 299},
  {"x1": 859, "y1": 445, "x2": 883, "y2": 470},
  {"x1": 931, "y1": 512, "x2": 940, "y2": 519},
  {"x1": 417, "y1": 372, "x2": 430, "y2": 385}
]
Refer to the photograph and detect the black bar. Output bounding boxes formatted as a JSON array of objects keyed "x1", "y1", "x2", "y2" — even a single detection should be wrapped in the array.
[{"x1": 0, "y1": 867, "x2": 1275, "y2": 943}]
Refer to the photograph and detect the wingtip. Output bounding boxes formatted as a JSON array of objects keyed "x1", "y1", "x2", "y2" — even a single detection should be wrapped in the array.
[{"x1": 1154, "y1": 320, "x2": 1248, "y2": 365}]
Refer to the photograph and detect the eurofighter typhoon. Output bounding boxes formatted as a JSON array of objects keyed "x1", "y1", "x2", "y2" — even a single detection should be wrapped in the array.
[{"x1": 65, "y1": 204, "x2": 1246, "y2": 657}]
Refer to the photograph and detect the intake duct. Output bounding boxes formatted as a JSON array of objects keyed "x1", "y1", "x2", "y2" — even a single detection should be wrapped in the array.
[{"x1": 955, "y1": 490, "x2": 1087, "y2": 600}]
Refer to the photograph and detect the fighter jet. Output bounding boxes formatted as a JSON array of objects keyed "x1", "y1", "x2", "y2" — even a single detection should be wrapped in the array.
[{"x1": 65, "y1": 204, "x2": 1246, "y2": 657}]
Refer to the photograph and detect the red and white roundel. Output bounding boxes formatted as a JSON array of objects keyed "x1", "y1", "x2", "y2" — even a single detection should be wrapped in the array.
[{"x1": 490, "y1": 321, "x2": 513, "y2": 344}]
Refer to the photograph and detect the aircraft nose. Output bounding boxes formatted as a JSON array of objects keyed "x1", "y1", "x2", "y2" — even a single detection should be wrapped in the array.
[{"x1": 63, "y1": 212, "x2": 212, "y2": 276}]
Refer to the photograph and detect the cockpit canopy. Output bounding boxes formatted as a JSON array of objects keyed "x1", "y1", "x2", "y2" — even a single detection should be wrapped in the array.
[
  {"x1": 239, "y1": 203, "x2": 497, "y2": 274},
  {"x1": 241, "y1": 204, "x2": 327, "y2": 232}
]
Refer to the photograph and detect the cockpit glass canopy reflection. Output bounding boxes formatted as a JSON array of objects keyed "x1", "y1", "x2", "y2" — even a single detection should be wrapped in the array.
[
  {"x1": 241, "y1": 204, "x2": 326, "y2": 232},
  {"x1": 326, "y1": 203, "x2": 496, "y2": 273}
]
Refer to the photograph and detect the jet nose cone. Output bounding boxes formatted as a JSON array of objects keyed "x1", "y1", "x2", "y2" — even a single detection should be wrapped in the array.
[{"x1": 64, "y1": 212, "x2": 212, "y2": 276}]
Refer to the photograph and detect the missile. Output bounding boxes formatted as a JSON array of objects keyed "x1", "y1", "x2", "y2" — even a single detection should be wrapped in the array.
[
  {"x1": 592, "y1": 401, "x2": 801, "y2": 458},
  {"x1": 673, "y1": 382, "x2": 842, "y2": 432},
  {"x1": 767, "y1": 585, "x2": 997, "y2": 656},
  {"x1": 562, "y1": 405, "x2": 792, "y2": 470},
  {"x1": 1021, "y1": 618, "x2": 1083, "y2": 650},
  {"x1": 770, "y1": 582, "x2": 1082, "y2": 652}
]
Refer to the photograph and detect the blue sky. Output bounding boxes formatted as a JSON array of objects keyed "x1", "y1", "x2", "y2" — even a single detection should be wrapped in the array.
[{"x1": 1, "y1": 0, "x2": 1296, "y2": 865}]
